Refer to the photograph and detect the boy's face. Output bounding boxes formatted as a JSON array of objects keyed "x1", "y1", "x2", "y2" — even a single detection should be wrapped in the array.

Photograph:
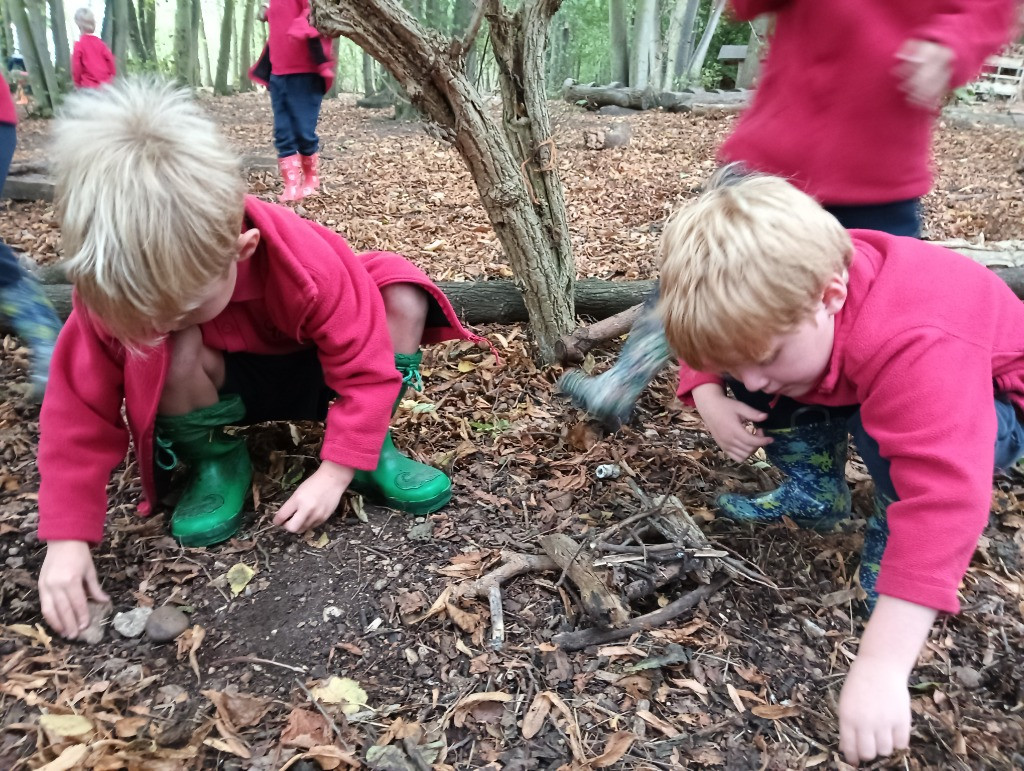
[{"x1": 716, "y1": 273, "x2": 847, "y2": 398}]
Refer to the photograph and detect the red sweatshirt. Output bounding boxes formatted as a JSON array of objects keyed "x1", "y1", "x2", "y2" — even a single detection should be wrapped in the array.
[
  {"x1": 248, "y1": 0, "x2": 335, "y2": 90},
  {"x1": 71, "y1": 34, "x2": 116, "y2": 89},
  {"x1": 720, "y1": 0, "x2": 1016, "y2": 205},
  {"x1": 37, "y1": 197, "x2": 484, "y2": 544},
  {"x1": 676, "y1": 232, "x2": 1024, "y2": 613},
  {"x1": 0, "y1": 80, "x2": 15, "y2": 125}
]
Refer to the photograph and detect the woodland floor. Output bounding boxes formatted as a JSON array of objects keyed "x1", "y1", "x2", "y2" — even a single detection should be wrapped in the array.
[{"x1": 2, "y1": 93, "x2": 1024, "y2": 771}]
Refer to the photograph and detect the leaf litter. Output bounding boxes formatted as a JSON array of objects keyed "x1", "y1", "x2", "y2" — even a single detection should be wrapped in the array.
[{"x1": 1, "y1": 93, "x2": 1023, "y2": 769}]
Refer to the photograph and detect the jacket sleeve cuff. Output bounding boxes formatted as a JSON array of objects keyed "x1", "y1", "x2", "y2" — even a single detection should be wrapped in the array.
[
  {"x1": 675, "y1": 369, "x2": 725, "y2": 407},
  {"x1": 320, "y1": 439, "x2": 384, "y2": 472},
  {"x1": 38, "y1": 515, "x2": 105, "y2": 546},
  {"x1": 875, "y1": 569, "x2": 961, "y2": 615}
]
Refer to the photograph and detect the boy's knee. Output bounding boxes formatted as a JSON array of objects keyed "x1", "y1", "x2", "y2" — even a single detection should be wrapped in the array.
[{"x1": 381, "y1": 283, "x2": 429, "y2": 322}]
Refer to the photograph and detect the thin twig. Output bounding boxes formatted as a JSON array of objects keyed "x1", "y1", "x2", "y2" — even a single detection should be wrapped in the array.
[
  {"x1": 294, "y1": 677, "x2": 342, "y2": 740},
  {"x1": 208, "y1": 656, "x2": 308, "y2": 674}
]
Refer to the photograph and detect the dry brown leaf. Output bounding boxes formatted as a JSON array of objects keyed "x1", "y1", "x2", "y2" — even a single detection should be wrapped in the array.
[
  {"x1": 545, "y1": 691, "x2": 586, "y2": 761},
  {"x1": 751, "y1": 704, "x2": 802, "y2": 720},
  {"x1": 521, "y1": 692, "x2": 552, "y2": 739},
  {"x1": 591, "y1": 730, "x2": 637, "y2": 767},
  {"x1": 635, "y1": 709, "x2": 680, "y2": 738},
  {"x1": 176, "y1": 625, "x2": 205, "y2": 682},
  {"x1": 113, "y1": 716, "x2": 150, "y2": 739},
  {"x1": 280, "y1": 745, "x2": 360, "y2": 770},
  {"x1": 726, "y1": 683, "x2": 746, "y2": 713},
  {"x1": 202, "y1": 689, "x2": 272, "y2": 730},
  {"x1": 35, "y1": 744, "x2": 89, "y2": 771},
  {"x1": 280, "y1": 707, "x2": 330, "y2": 749},
  {"x1": 444, "y1": 601, "x2": 481, "y2": 634}
]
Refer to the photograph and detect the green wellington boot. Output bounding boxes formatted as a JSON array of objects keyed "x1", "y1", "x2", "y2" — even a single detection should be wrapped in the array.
[
  {"x1": 155, "y1": 394, "x2": 252, "y2": 547},
  {"x1": 350, "y1": 351, "x2": 452, "y2": 516}
]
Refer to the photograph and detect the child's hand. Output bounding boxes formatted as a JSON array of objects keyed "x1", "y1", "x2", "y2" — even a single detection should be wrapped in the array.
[
  {"x1": 38, "y1": 540, "x2": 109, "y2": 639},
  {"x1": 692, "y1": 383, "x2": 772, "y2": 462},
  {"x1": 895, "y1": 39, "x2": 954, "y2": 111},
  {"x1": 838, "y1": 655, "x2": 911, "y2": 764},
  {"x1": 274, "y1": 460, "x2": 355, "y2": 534}
]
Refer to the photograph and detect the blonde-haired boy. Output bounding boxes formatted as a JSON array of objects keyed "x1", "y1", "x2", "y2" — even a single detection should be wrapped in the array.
[
  {"x1": 71, "y1": 8, "x2": 115, "y2": 88},
  {"x1": 657, "y1": 167, "x2": 1024, "y2": 764},
  {"x1": 37, "y1": 77, "x2": 485, "y2": 643}
]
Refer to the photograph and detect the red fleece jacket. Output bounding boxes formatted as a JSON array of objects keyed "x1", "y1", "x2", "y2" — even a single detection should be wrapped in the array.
[
  {"x1": 71, "y1": 34, "x2": 116, "y2": 89},
  {"x1": 676, "y1": 232, "x2": 1024, "y2": 614},
  {"x1": 720, "y1": 0, "x2": 1015, "y2": 205},
  {"x1": 37, "y1": 197, "x2": 483, "y2": 544},
  {"x1": 248, "y1": 0, "x2": 335, "y2": 90},
  {"x1": 0, "y1": 80, "x2": 15, "y2": 125}
]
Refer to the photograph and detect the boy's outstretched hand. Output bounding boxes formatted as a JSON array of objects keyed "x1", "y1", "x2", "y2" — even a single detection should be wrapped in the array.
[
  {"x1": 39, "y1": 540, "x2": 109, "y2": 639},
  {"x1": 838, "y1": 596, "x2": 937, "y2": 765},
  {"x1": 691, "y1": 383, "x2": 773, "y2": 462},
  {"x1": 274, "y1": 459, "x2": 355, "y2": 534}
]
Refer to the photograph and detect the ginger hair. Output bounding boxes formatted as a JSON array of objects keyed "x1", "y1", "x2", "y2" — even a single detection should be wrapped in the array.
[{"x1": 656, "y1": 165, "x2": 853, "y2": 371}]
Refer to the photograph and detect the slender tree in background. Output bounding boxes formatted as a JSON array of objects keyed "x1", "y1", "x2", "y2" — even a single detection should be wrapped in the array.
[
  {"x1": 686, "y1": 0, "x2": 726, "y2": 84},
  {"x1": 126, "y1": 0, "x2": 151, "y2": 64},
  {"x1": 452, "y1": 0, "x2": 480, "y2": 85},
  {"x1": 237, "y1": 0, "x2": 257, "y2": 91},
  {"x1": 198, "y1": 1, "x2": 214, "y2": 86},
  {"x1": 312, "y1": 0, "x2": 574, "y2": 363},
  {"x1": 608, "y1": 0, "x2": 628, "y2": 84},
  {"x1": 215, "y1": 0, "x2": 236, "y2": 94},
  {"x1": 8, "y1": 0, "x2": 60, "y2": 114},
  {"x1": 629, "y1": 0, "x2": 657, "y2": 88},
  {"x1": 112, "y1": 0, "x2": 130, "y2": 68},
  {"x1": 139, "y1": 0, "x2": 157, "y2": 61},
  {"x1": 663, "y1": 0, "x2": 700, "y2": 90},
  {"x1": 174, "y1": 0, "x2": 194, "y2": 84},
  {"x1": 361, "y1": 50, "x2": 376, "y2": 96},
  {"x1": 48, "y1": 0, "x2": 71, "y2": 79}
]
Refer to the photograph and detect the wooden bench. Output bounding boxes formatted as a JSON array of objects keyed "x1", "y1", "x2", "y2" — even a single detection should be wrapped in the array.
[{"x1": 970, "y1": 54, "x2": 1023, "y2": 101}]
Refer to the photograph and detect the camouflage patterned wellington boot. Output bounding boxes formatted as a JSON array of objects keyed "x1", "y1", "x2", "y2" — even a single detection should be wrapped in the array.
[
  {"x1": 557, "y1": 307, "x2": 673, "y2": 425},
  {"x1": 717, "y1": 419, "x2": 852, "y2": 530},
  {"x1": 155, "y1": 395, "x2": 252, "y2": 547},
  {"x1": 857, "y1": 493, "x2": 893, "y2": 616},
  {"x1": 349, "y1": 351, "x2": 452, "y2": 516},
  {"x1": 0, "y1": 269, "x2": 61, "y2": 401}
]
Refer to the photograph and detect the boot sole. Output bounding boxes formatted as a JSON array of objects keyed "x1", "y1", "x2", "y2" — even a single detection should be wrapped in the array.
[
  {"x1": 174, "y1": 510, "x2": 246, "y2": 548},
  {"x1": 351, "y1": 486, "x2": 452, "y2": 517}
]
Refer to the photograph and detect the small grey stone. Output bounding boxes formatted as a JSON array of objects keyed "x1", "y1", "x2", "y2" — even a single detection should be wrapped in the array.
[
  {"x1": 407, "y1": 520, "x2": 433, "y2": 541},
  {"x1": 144, "y1": 606, "x2": 190, "y2": 643},
  {"x1": 310, "y1": 664, "x2": 328, "y2": 679},
  {"x1": 954, "y1": 665, "x2": 983, "y2": 689},
  {"x1": 113, "y1": 663, "x2": 146, "y2": 687},
  {"x1": 113, "y1": 607, "x2": 152, "y2": 638},
  {"x1": 79, "y1": 600, "x2": 113, "y2": 645}
]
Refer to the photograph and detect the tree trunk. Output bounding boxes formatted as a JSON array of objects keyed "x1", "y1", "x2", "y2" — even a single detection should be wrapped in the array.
[
  {"x1": 237, "y1": 0, "x2": 256, "y2": 91},
  {"x1": 629, "y1": 0, "x2": 657, "y2": 89},
  {"x1": 608, "y1": 0, "x2": 629, "y2": 85},
  {"x1": 112, "y1": 0, "x2": 130, "y2": 68},
  {"x1": 361, "y1": 49, "x2": 375, "y2": 96},
  {"x1": 0, "y1": 2, "x2": 14, "y2": 64},
  {"x1": 174, "y1": 0, "x2": 193, "y2": 85},
  {"x1": 139, "y1": 0, "x2": 157, "y2": 59},
  {"x1": 451, "y1": 0, "x2": 479, "y2": 85},
  {"x1": 663, "y1": 0, "x2": 699, "y2": 91},
  {"x1": 197, "y1": 0, "x2": 214, "y2": 87},
  {"x1": 736, "y1": 14, "x2": 769, "y2": 89},
  {"x1": 215, "y1": 0, "x2": 236, "y2": 94},
  {"x1": 686, "y1": 0, "x2": 726, "y2": 84},
  {"x1": 125, "y1": 0, "x2": 150, "y2": 63},
  {"x1": 101, "y1": 0, "x2": 113, "y2": 43},
  {"x1": 312, "y1": 0, "x2": 574, "y2": 364},
  {"x1": 325, "y1": 38, "x2": 342, "y2": 97},
  {"x1": 8, "y1": 0, "x2": 59, "y2": 115},
  {"x1": 48, "y1": 0, "x2": 71, "y2": 80}
]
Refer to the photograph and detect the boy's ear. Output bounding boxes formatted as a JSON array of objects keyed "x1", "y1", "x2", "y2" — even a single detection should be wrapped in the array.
[
  {"x1": 822, "y1": 272, "x2": 848, "y2": 316},
  {"x1": 236, "y1": 228, "x2": 261, "y2": 262}
]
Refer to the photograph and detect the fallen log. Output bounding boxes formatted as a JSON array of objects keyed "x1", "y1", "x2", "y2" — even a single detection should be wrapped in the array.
[
  {"x1": 12, "y1": 275, "x2": 658, "y2": 329},
  {"x1": 658, "y1": 90, "x2": 750, "y2": 113},
  {"x1": 563, "y1": 80, "x2": 660, "y2": 111},
  {"x1": 2, "y1": 155, "x2": 280, "y2": 202}
]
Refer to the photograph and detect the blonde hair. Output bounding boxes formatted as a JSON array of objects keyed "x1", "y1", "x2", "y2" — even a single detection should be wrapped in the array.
[
  {"x1": 656, "y1": 165, "x2": 853, "y2": 371},
  {"x1": 52, "y1": 77, "x2": 245, "y2": 347},
  {"x1": 74, "y1": 8, "x2": 96, "y2": 34}
]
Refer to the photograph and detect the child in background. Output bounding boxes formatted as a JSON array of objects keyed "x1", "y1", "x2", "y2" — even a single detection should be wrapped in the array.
[
  {"x1": 559, "y1": 0, "x2": 1016, "y2": 525},
  {"x1": 36, "y1": 77, "x2": 485, "y2": 641},
  {"x1": 249, "y1": 0, "x2": 334, "y2": 202},
  {"x1": 71, "y1": 8, "x2": 116, "y2": 89},
  {"x1": 0, "y1": 75, "x2": 61, "y2": 400},
  {"x1": 657, "y1": 167, "x2": 1024, "y2": 765}
]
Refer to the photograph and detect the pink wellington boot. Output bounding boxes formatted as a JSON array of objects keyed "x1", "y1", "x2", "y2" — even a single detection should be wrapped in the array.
[
  {"x1": 277, "y1": 154, "x2": 304, "y2": 202},
  {"x1": 300, "y1": 153, "x2": 320, "y2": 197}
]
